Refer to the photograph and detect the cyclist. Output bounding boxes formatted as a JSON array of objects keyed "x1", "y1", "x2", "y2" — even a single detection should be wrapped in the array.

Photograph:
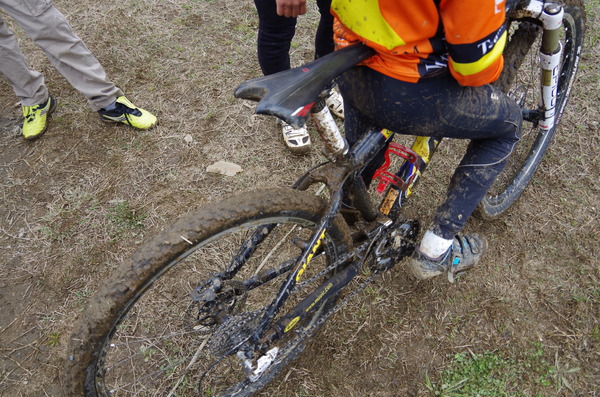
[
  {"x1": 256, "y1": 0, "x2": 344, "y2": 154},
  {"x1": 285, "y1": 0, "x2": 522, "y2": 280}
]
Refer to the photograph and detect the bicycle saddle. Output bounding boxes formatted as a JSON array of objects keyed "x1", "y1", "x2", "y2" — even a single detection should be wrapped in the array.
[{"x1": 234, "y1": 44, "x2": 375, "y2": 128}]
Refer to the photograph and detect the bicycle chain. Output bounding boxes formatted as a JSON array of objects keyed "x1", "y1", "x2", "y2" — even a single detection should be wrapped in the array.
[
  {"x1": 188, "y1": 221, "x2": 412, "y2": 360},
  {"x1": 196, "y1": 223, "x2": 410, "y2": 393}
]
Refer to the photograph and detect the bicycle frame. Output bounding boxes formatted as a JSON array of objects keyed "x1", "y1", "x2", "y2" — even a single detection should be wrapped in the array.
[
  {"x1": 225, "y1": 128, "x2": 429, "y2": 379},
  {"x1": 224, "y1": 0, "x2": 567, "y2": 380}
]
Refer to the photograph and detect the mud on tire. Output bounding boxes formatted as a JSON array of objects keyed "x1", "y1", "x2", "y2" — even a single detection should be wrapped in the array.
[{"x1": 65, "y1": 188, "x2": 351, "y2": 396}]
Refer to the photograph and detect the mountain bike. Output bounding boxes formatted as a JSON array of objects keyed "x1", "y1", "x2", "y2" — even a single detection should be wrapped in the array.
[{"x1": 65, "y1": 1, "x2": 584, "y2": 395}]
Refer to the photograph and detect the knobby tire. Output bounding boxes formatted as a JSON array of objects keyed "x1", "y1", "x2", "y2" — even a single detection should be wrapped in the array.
[
  {"x1": 478, "y1": 0, "x2": 585, "y2": 218},
  {"x1": 65, "y1": 188, "x2": 351, "y2": 396}
]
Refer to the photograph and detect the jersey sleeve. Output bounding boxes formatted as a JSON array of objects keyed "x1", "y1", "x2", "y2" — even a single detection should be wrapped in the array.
[
  {"x1": 440, "y1": 0, "x2": 507, "y2": 86},
  {"x1": 333, "y1": 18, "x2": 362, "y2": 49}
]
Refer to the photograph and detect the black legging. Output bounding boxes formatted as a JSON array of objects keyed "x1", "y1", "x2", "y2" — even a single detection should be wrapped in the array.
[
  {"x1": 253, "y1": 0, "x2": 334, "y2": 76},
  {"x1": 339, "y1": 66, "x2": 522, "y2": 239}
]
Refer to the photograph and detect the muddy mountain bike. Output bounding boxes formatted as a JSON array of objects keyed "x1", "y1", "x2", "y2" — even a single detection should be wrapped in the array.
[{"x1": 65, "y1": 1, "x2": 584, "y2": 395}]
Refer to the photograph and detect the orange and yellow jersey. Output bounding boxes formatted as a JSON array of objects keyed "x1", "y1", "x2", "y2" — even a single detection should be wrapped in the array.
[{"x1": 331, "y1": 0, "x2": 507, "y2": 86}]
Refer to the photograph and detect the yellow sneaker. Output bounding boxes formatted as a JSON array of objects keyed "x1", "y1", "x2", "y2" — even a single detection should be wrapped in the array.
[
  {"x1": 22, "y1": 95, "x2": 56, "y2": 140},
  {"x1": 98, "y1": 96, "x2": 157, "y2": 130}
]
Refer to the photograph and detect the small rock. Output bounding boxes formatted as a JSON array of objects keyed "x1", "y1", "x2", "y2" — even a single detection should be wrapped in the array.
[{"x1": 206, "y1": 161, "x2": 243, "y2": 177}]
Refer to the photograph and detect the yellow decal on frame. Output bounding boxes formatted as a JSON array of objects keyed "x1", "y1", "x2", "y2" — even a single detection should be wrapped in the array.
[
  {"x1": 296, "y1": 229, "x2": 327, "y2": 282},
  {"x1": 284, "y1": 316, "x2": 301, "y2": 333}
]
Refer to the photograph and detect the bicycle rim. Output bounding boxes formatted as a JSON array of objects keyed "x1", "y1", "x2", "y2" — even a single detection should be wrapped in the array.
[
  {"x1": 66, "y1": 189, "x2": 350, "y2": 396},
  {"x1": 478, "y1": 1, "x2": 584, "y2": 218}
]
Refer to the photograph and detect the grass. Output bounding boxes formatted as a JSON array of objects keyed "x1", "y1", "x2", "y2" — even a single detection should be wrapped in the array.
[
  {"x1": 582, "y1": 1, "x2": 600, "y2": 74},
  {"x1": 45, "y1": 331, "x2": 62, "y2": 348},
  {"x1": 107, "y1": 201, "x2": 146, "y2": 237},
  {"x1": 425, "y1": 344, "x2": 562, "y2": 396}
]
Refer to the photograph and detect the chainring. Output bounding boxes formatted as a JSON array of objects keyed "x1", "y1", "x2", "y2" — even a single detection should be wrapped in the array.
[{"x1": 369, "y1": 220, "x2": 419, "y2": 272}]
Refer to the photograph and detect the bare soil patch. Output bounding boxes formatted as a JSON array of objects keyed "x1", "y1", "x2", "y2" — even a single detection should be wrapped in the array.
[{"x1": 1, "y1": 1, "x2": 598, "y2": 396}]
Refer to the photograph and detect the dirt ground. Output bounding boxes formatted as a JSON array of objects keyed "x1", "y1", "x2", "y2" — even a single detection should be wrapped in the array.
[{"x1": 1, "y1": 1, "x2": 598, "y2": 396}]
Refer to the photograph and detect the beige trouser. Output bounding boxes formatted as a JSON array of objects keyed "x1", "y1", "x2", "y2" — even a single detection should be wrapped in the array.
[{"x1": 0, "y1": 0, "x2": 122, "y2": 110}]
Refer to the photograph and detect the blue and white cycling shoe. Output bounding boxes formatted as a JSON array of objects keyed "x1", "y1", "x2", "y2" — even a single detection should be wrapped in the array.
[{"x1": 408, "y1": 233, "x2": 487, "y2": 282}]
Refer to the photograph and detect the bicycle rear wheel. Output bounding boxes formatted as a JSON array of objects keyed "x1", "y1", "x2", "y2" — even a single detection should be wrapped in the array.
[
  {"x1": 478, "y1": 0, "x2": 585, "y2": 218},
  {"x1": 65, "y1": 188, "x2": 351, "y2": 396}
]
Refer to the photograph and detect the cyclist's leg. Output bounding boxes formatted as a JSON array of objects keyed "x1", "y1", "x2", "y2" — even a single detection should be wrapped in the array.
[
  {"x1": 430, "y1": 83, "x2": 522, "y2": 239},
  {"x1": 339, "y1": 66, "x2": 521, "y2": 278},
  {"x1": 340, "y1": 66, "x2": 521, "y2": 224},
  {"x1": 417, "y1": 84, "x2": 521, "y2": 279}
]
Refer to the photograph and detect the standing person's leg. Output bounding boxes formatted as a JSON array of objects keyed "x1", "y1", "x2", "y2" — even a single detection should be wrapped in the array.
[
  {"x1": 253, "y1": 0, "x2": 297, "y2": 75},
  {"x1": 0, "y1": 14, "x2": 56, "y2": 139},
  {"x1": 2, "y1": 0, "x2": 156, "y2": 130},
  {"x1": 253, "y1": 0, "x2": 311, "y2": 154},
  {"x1": 314, "y1": 0, "x2": 344, "y2": 119},
  {"x1": 1, "y1": 0, "x2": 121, "y2": 111},
  {"x1": 314, "y1": 0, "x2": 334, "y2": 59},
  {"x1": 0, "y1": 15, "x2": 47, "y2": 106}
]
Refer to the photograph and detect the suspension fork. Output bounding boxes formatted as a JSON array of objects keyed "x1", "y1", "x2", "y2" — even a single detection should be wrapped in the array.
[{"x1": 516, "y1": 0, "x2": 565, "y2": 131}]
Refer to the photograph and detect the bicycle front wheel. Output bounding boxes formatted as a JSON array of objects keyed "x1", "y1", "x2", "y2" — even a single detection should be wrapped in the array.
[
  {"x1": 65, "y1": 188, "x2": 351, "y2": 396},
  {"x1": 478, "y1": 0, "x2": 585, "y2": 218}
]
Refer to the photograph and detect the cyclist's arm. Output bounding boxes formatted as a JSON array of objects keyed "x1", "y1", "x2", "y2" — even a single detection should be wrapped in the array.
[
  {"x1": 276, "y1": 0, "x2": 307, "y2": 17},
  {"x1": 441, "y1": 0, "x2": 507, "y2": 86}
]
